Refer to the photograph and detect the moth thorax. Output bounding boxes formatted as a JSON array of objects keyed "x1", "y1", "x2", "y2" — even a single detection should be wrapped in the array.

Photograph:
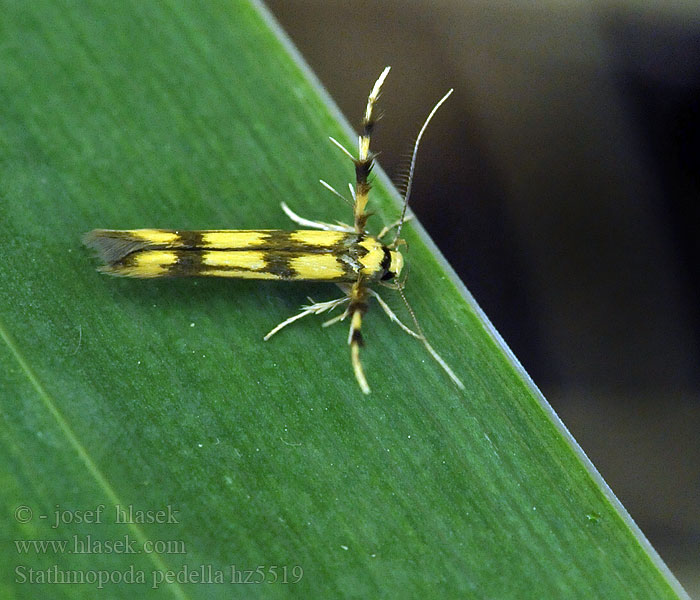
[{"x1": 386, "y1": 249, "x2": 404, "y2": 280}]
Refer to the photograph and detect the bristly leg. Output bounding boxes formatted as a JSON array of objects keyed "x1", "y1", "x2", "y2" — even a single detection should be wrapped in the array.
[
  {"x1": 343, "y1": 67, "x2": 392, "y2": 393},
  {"x1": 263, "y1": 296, "x2": 350, "y2": 341},
  {"x1": 347, "y1": 279, "x2": 371, "y2": 394},
  {"x1": 262, "y1": 283, "x2": 372, "y2": 394},
  {"x1": 395, "y1": 286, "x2": 465, "y2": 390},
  {"x1": 280, "y1": 202, "x2": 354, "y2": 232},
  {"x1": 376, "y1": 214, "x2": 413, "y2": 240},
  {"x1": 353, "y1": 66, "x2": 391, "y2": 233}
]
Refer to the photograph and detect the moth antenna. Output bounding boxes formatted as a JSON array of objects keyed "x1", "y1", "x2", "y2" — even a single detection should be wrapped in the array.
[
  {"x1": 391, "y1": 147, "x2": 418, "y2": 199},
  {"x1": 393, "y1": 88, "x2": 453, "y2": 243}
]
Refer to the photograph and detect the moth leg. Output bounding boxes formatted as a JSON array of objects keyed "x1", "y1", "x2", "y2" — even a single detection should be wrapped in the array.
[
  {"x1": 347, "y1": 280, "x2": 371, "y2": 394},
  {"x1": 319, "y1": 179, "x2": 353, "y2": 207},
  {"x1": 377, "y1": 286, "x2": 465, "y2": 390},
  {"x1": 280, "y1": 202, "x2": 354, "y2": 233},
  {"x1": 322, "y1": 309, "x2": 349, "y2": 328},
  {"x1": 264, "y1": 296, "x2": 349, "y2": 340},
  {"x1": 377, "y1": 214, "x2": 413, "y2": 240},
  {"x1": 353, "y1": 66, "x2": 391, "y2": 233},
  {"x1": 367, "y1": 289, "x2": 420, "y2": 338}
]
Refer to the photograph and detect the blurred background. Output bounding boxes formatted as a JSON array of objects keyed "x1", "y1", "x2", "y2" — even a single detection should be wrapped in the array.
[{"x1": 266, "y1": 0, "x2": 699, "y2": 595}]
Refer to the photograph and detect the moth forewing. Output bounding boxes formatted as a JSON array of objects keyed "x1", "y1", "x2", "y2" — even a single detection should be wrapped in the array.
[{"x1": 83, "y1": 228, "x2": 400, "y2": 283}]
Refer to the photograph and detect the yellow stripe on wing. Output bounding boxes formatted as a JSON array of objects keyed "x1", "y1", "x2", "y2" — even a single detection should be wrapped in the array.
[
  {"x1": 198, "y1": 269, "x2": 282, "y2": 279},
  {"x1": 100, "y1": 250, "x2": 178, "y2": 278},
  {"x1": 288, "y1": 230, "x2": 347, "y2": 247},
  {"x1": 190, "y1": 250, "x2": 282, "y2": 279},
  {"x1": 289, "y1": 254, "x2": 346, "y2": 281},
  {"x1": 129, "y1": 229, "x2": 181, "y2": 245},
  {"x1": 202, "y1": 250, "x2": 267, "y2": 271},
  {"x1": 199, "y1": 231, "x2": 271, "y2": 249}
]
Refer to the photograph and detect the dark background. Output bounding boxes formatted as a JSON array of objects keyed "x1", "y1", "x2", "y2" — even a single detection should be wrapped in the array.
[{"x1": 266, "y1": 0, "x2": 699, "y2": 595}]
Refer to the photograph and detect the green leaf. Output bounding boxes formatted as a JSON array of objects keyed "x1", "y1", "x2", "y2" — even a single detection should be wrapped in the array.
[{"x1": 0, "y1": 1, "x2": 687, "y2": 598}]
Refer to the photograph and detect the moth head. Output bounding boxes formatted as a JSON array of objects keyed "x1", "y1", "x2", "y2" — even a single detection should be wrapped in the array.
[{"x1": 382, "y1": 249, "x2": 404, "y2": 280}]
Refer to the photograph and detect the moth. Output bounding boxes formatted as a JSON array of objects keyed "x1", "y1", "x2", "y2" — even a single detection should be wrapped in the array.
[{"x1": 84, "y1": 67, "x2": 463, "y2": 393}]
